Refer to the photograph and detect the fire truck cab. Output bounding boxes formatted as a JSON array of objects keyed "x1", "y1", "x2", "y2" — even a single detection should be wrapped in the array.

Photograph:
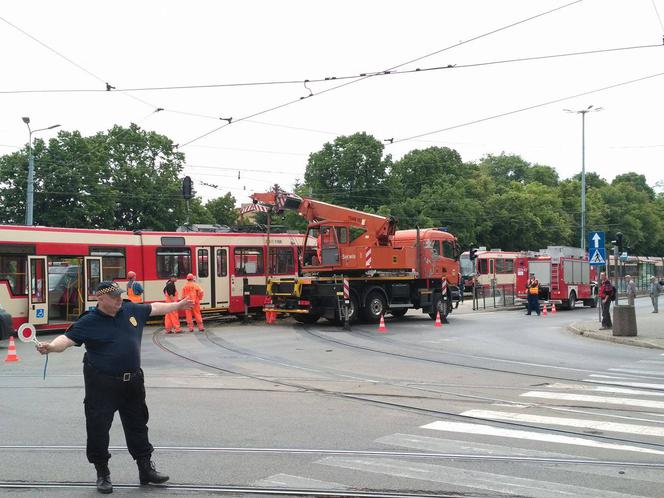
[{"x1": 516, "y1": 246, "x2": 597, "y2": 310}]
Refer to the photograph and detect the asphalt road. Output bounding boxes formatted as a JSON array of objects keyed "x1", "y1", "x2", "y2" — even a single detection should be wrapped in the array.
[{"x1": 1, "y1": 302, "x2": 663, "y2": 497}]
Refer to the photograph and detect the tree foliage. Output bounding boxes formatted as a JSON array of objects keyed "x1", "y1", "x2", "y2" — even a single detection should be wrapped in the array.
[
  {"x1": 0, "y1": 124, "x2": 235, "y2": 231},
  {"x1": 302, "y1": 136, "x2": 663, "y2": 254}
]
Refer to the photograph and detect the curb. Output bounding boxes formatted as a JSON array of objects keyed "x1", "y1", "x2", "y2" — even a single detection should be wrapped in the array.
[{"x1": 567, "y1": 323, "x2": 664, "y2": 350}]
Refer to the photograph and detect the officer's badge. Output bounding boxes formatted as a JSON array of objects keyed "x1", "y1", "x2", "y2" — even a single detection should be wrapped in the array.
[{"x1": 129, "y1": 316, "x2": 138, "y2": 327}]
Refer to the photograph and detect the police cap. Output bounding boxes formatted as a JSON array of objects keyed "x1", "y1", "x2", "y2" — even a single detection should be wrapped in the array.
[{"x1": 95, "y1": 281, "x2": 123, "y2": 297}]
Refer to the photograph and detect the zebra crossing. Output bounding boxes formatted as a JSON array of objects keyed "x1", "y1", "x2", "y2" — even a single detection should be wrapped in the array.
[{"x1": 259, "y1": 353, "x2": 664, "y2": 496}]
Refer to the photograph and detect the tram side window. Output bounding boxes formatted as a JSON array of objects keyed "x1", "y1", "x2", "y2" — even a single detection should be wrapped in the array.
[
  {"x1": 216, "y1": 250, "x2": 227, "y2": 277},
  {"x1": 0, "y1": 255, "x2": 28, "y2": 295},
  {"x1": 197, "y1": 249, "x2": 209, "y2": 278},
  {"x1": 234, "y1": 248, "x2": 264, "y2": 275},
  {"x1": 495, "y1": 259, "x2": 514, "y2": 274},
  {"x1": 270, "y1": 248, "x2": 295, "y2": 275},
  {"x1": 90, "y1": 247, "x2": 126, "y2": 280},
  {"x1": 156, "y1": 248, "x2": 192, "y2": 278},
  {"x1": 478, "y1": 259, "x2": 489, "y2": 274}
]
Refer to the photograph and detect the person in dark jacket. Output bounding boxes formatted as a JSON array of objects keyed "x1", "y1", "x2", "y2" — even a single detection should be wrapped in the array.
[
  {"x1": 36, "y1": 281, "x2": 193, "y2": 493},
  {"x1": 598, "y1": 272, "x2": 614, "y2": 329}
]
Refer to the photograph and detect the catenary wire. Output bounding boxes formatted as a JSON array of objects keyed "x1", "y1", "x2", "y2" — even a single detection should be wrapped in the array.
[
  {"x1": 1, "y1": 42, "x2": 659, "y2": 95},
  {"x1": 178, "y1": 0, "x2": 585, "y2": 147},
  {"x1": 391, "y1": 70, "x2": 664, "y2": 144}
]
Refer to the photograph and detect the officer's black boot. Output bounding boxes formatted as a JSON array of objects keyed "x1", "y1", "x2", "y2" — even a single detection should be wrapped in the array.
[
  {"x1": 94, "y1": 463, "x2": 113, "y2": 494},
  {"x1": 137, "y1": 457, "x2": 169, "y2": 485}
]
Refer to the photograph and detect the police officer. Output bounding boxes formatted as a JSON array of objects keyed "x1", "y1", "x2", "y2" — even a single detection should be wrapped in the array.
[
  {"x1": 36, "y1": 281, "x2": 193, "y2": 494},
  {"x1": 525, "y1": 272, "x2": 540, "y2": 316}
]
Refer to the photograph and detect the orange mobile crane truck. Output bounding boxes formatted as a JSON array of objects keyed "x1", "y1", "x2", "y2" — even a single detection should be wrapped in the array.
[{"x1": 250, "y1": 191, "x2": 462, "y2": 324}]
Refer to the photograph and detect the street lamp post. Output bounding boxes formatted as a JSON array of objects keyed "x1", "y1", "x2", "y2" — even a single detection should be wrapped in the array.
[
  {"x1": 21, "y1": 117, "x2": 61, "y2": 226},
  {"x1": 563, "y1": 105, "x2": 603, "y2": 252}
]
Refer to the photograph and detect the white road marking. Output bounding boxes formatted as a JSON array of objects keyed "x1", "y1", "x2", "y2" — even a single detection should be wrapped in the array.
[
  {"x1": 320, "y1": 457, "x2": 648, "y2": 498},
  {"x1": 548, "y1": 383, "x2": 664, "y2": 397},
  {"x1": 462, "y1": 409, "x2": 664, "y2": 437},
  {"x1": 421, "y1": 421, "x2": 664, "y2": 456},
  {"x1": 376, "y1": 433, "x2": 593, "y2": 459},
  {"x1": 585, "y1": 378, "x2": 664, "y2": 390},
  {"x1": 609, "y1": 368, "x2": 664, "y2": 377},
  {"x1": 254, "y1": 473, "x2": 345, "y2": 489},
  {"x1": 521, "y1": 391, "x2": 664, "y2": 410}
]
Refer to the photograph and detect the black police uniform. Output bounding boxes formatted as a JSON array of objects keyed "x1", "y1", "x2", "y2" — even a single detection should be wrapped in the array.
[{"x1": 65, "y1": 301, "x2": 153, "y2": 465}]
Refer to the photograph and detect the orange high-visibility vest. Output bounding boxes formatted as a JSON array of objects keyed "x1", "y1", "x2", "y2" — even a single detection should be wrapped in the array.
[
  {"x1": 127, "y1": 281, "x2": 143, "y2": 303},
  {"x1": 528, "y1": 279, "x2": 539, "y2": 295}
]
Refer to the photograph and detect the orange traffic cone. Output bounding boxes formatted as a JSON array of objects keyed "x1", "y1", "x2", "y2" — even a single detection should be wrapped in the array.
[
  {"x1": 435, "y1": 310, "x2": 442, "y2": 328},
  {"x1": 542, "y1": 304, "x2": 548, "y2": 316},
  {"x1": 377, "y1": 314, "x2": 387, "y2": 333},
  {"x1": 551, "y1": 303, "x2": 557, "y2": 314},
  {"x1": 4, "y1": 336, "x2": 20, "y2": 362}
]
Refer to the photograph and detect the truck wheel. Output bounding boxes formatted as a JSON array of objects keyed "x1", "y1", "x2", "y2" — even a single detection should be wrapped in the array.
[
  {"x1": 567, "y1": 291, "x2": 577, "y2": 310},
  {"x1": 429, "y1": 294, "x2": 446, "y2": 320},
  {"x1": 293, "y1": 313, "x2": 321, "y2": 324},
  {"x1": 390, "y1": 308, "x2": 408, "y2": 319},
  {"x1": 362, "y1": 291, "x2": 387, "y2": 323}
]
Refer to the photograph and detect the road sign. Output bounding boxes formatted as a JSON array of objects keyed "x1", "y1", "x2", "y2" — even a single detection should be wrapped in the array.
[
  {"x1": 588, "y1": 231, "x2": 605, "y2": 251},
  {"x1": 589, "y1": 248, "x2": 606, "y2": 265}
]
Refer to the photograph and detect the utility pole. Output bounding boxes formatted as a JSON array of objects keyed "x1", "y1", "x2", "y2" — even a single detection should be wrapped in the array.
[
  {"x1": 564, "y1": 106, "x2": 603, "y2": 252},
  {"x1": 21, "y1": 117, "x2": 61, "y2": 225}
]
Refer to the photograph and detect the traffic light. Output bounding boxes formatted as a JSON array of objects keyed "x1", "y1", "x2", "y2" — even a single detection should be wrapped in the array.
[
  {"x1": 182, "y1": 176, "x2": 193, "y2": 200},
  {"x1": 469, "y1": 247, "x2": 478, "y2": 260},
  {"x1": 616, "y1": 232, "x2": 624, "y2": 253}
]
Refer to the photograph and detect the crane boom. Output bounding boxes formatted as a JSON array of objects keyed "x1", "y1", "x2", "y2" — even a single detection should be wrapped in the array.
[{"x1": 249, "y1": 191, "x2": 397, "y2": 245}]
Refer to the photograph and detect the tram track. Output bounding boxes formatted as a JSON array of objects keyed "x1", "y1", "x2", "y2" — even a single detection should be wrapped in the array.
[
  {"x1": 151, "y1": 329, "x2": 664, "y2": 452},
  {"x1": 2, "y1": 444, "x2": 664, "y2": 467},
  {"x1": 0, "y1": 481, "x2": 455, "y2": 497}
]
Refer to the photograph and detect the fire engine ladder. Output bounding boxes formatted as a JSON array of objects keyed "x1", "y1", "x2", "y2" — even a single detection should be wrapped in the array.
[{"x1": 551, "y1": 263, "x2": 560, "y2": 293}]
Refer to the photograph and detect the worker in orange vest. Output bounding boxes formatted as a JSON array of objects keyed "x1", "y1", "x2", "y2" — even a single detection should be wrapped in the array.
[
  {"x1": 182, "y1": 273, "x2": 205, "y2": 332},
  {"x1": 163, "y1": 275, "x2": 182, "y2": 333},
  {"x1": 126, "y1": 271, "x2": 144, "y2": 303}
]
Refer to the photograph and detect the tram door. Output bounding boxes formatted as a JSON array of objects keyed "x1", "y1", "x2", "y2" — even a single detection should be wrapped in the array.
[
  {"x1": 83, "y1": 257, "x2": 103, "y2": 312},
  {"x1": 28, "y1": 256, "x2": 48, "y2": 325},
  {"x1": 195, "y1": 247, "x2": 230, "y2": 309}
]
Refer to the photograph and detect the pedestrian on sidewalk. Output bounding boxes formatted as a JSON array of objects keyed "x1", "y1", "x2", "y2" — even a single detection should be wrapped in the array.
[
  {"x1": 35, "y1": 281, "x2": 194, "y2": 494},
  {"x1": 625, "y1": 274, "x2": 637, "y2": 307},
  {"x1": 599, "y1": 272, "x2": 615, "y2": 329},
  {"x1": 649, "y1": 276, "x2": 661, "y2": 313}
]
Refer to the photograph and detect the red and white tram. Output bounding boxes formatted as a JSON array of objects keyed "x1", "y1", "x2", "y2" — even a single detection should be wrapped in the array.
[{"x1": 0, "y1": 224, "x2": 306, "y2": 332}]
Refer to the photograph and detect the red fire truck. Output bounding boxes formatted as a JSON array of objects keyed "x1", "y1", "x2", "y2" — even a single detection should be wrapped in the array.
[{"x1": 515, "y1": 246, "x2": 597, "y2": 309}]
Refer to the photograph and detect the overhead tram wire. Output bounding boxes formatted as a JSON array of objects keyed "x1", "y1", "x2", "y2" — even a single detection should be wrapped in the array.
[
  {"x1": 178, "y1": 0, "x2": 585, "y2": 148},
  {"x1": 653, "y1": 0, "x2": 664, "y2": 32},
  {"x1": 390, "y1": 70, "x2": 664, "y2": 145},
  {"x1": 0, "y1": 14, "x2": 159, "y2": 112},
  {"x1": 2, "y1": 43, "x2": 662, "y2": 96}
]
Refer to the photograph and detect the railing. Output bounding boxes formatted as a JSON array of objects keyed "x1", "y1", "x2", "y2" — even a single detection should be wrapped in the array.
[{"x1": 472, "y1": 282, "x2": 516, "y2": 310}]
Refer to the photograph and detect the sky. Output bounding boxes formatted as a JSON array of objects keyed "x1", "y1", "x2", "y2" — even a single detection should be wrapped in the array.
[{"x1": 1, "y1": 0, "x2": 664, "y2": 206}]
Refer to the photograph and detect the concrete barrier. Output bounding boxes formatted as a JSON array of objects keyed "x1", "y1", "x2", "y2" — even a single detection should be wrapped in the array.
[{"x1": 613, "y1": 305, "x2": 637, "y2": 337}]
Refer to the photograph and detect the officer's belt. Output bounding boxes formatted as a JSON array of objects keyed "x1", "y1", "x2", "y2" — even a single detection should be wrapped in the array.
[{"x1": 85, "y1": 361, "x2": 143, "y2": 382}]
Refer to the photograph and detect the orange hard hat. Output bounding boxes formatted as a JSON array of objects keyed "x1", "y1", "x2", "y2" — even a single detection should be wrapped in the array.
[
  {"x1": 186, "y1": 273, "x2": 194, "y2": 280},
  {"x1": 127, "y1": 271, "x2": 136, "y2": 278}
]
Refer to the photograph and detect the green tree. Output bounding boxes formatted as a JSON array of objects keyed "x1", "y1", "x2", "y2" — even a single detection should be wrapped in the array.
[
  {"x1": 389, "y1": 146, "x2": 464, "y2": 198},
  {"x1": 205, "y1": 193, "x2": 238, "y2": 226},
  {"x1": 0, "y1": 124, "x2": 195, "y2": 230},
  {"x1": 303, "y1": 132, "x2": 390, "y2": 210}
]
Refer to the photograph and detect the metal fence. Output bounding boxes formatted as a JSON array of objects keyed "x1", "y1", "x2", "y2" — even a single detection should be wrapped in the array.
[{"x1": 471, "y1": 283, "x2": 517, "y2": 310}]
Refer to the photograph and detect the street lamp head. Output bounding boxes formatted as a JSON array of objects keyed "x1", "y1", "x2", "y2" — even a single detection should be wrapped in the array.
[
  {"x1": 22, "y1": 117, "x2": 30, "y2": 124},
  {"x1": 48, "y1": 124, "x2": 61, "y2": 130}
]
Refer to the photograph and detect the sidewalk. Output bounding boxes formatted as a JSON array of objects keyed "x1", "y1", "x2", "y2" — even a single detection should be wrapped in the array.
[{"x1": 569, "y1": 298, "x2": 664, "y2": 349}]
